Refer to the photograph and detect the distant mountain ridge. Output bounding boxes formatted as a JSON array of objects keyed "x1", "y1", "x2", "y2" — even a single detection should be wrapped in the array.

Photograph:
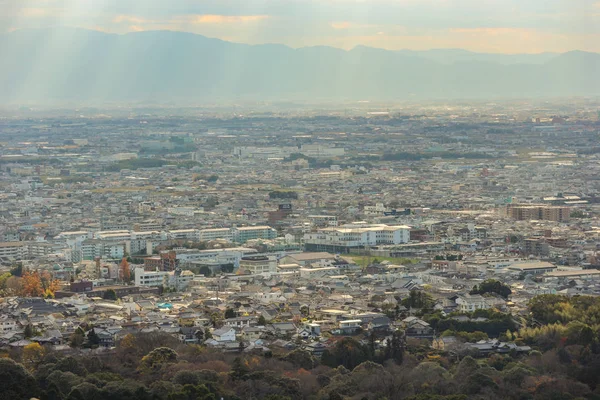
[{"x1": 0, "y1": 28, "x2": 599, "y2": 103}]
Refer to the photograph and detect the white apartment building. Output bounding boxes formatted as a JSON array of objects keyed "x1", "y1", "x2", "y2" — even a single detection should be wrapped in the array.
[
  {"x1": 0, "y1": 242, "x2": 28, "y2": 259},
  {"x1": 2, "y1": 232, "x2": 20, "y2": 242},
  {"x1": 238, "y1": 256, "x2": 277, "y2": 275},
  {"x1": 0, "y1": 241, "x2": 65, "y2": 261},
  {"x1": 56, "y1": 227, "x2": 276, "y2": 262},
  {"x1": 168, "y1": 229, "x2": 200, "y2": 241},
  {"x1": 304, "y1": 223, "x2": 411, "y2": 253},
  {"x1": 176, "y1": 247, "x2": 257, "y2": 268},
  {"x1": 135, "y1": 268, "x2": 167, "y2": 287},
  {"x1": 363, "y1": 203, "x2": 389, "y2": 216},
  {"x1": 234, "y1": 226, "x2": 277, "y2": 243},
  {"x1": 308, "y1": 215, "x2": 339, "y2": 227},
  {"x1": 167, "y1": 207, "x2": 197, "y2": 217},
  {"x1": 134, "y1": 268, "x2": 194, "y2": 291},
  {"x1": 81, "y1": 240, "x2": 126, "y2": 261},
  {"x1": 455, "y1": 294, "x2": 491, "y2": 312},
  {"x1": 55, "y1": 231, "x2": 91, "y2": 262},
  {"x1": 0, "y1": 316, "x2": 17, "y2": 333},
  {"x1": 233, "y1": 145, "x2": 344, "y2": 159},
  {"x1": 300, "y1": 267, "x2": 338, "y2": 279},
  {"x1": 199, "y1": 228, "x2": 233, "y2": 242}
]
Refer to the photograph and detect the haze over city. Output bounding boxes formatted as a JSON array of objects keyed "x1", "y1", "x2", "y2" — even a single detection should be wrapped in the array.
[{"x1": 2, "y1": 0, "x2": 600, "y2": 53}]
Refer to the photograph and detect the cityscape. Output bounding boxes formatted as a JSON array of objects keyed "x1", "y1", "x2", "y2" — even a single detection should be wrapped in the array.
[
  {"x1": 2, "y1": 1, "x2": 600, "y2": 399},
  {"x1": 2, "y1": 99, "x2": 600, "y2": 399}
]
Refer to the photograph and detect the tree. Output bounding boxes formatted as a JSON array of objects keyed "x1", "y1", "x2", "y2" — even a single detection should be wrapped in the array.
[
  {"x1": 100, "y1": 380, "x2": 150, "y2": 400},
  {"x1": 300, "y1": 305, "x2": 310, "y2": 317},
  {"x1": 268, "y1": 191, "x2": 298, "y2": 200},
  {"x1": 23, "y1": 323, "x2": 34, "y2": 338},
  {"x1": 46, "y1": 370, "x2": 84, "y2": 397},
  {"x1": 0, "y1": 272, "x2": 11, "y2": 294},
  {"x1": 321, "y1": 338, "x2": 372, "y2": 370},
  {"x1": 401, "y1": 289, "x2": 434, "y2": 309},
  {"x1": 470, "y1": 279, "x2": 512, "y2": 299},
  {"x1": 10, "y1": 263, "x2": 23, "y2": 277},
  {"x1": 195, "y1": 328, "x2": 204, "y2": 343},
  {"x1": 22, "y1": 342, "x2": 46, "y2": 367},
  {"x1": 70, "y1": 327, "x2": 85, "y2": 348},
  {"x1": 230, "y1": 357, "x2": 249, "y2": 380},
  {"x1": 139, "y1": 347, "x2": 178, "y2": 371},
  {"x1": 103, "y1": 289, "x2": 117, "y2": 301},
  {"x1": 258, "y1": 315, "x2": 267, "y2": 326},
  {"x1": 87, "y1": 329, "x2": 101, "y2": 348},
  {"x1": 220, "y1": 264, "x2": 234, "y2": 273},
  {"x1": 225, "y1": 308, "x2": 236, "y2": 319},
  {"x1": 120, "y1": 258, "x2": 131, "y2": 282},
  {"x1": 280, "y1": 349, "x2": 318, "y2": 370},
  {"x1": 20, "y1": 270, "x2": 43, "y2": 297},
  {"x1": 67, "y1": 382, "x2": 102, "y2": 400},
  {"x1": 4, "y1": 276, "x2": 22, "y2": 295},
  {"x1": 20, "y1": 270, "x2": 60, "y2": 298},
  {"x1": 570, "y1": 210, "x2": 586, "y2": 218},
  {"x1": 389, "y1": 331, "x2": 404, "y2": 365},
  {"x1": 0, "y1": 358, "x2": 39, "y2": 400},
  {"x1": 55, "y1": 356, "x2": 88, "y2": 376}
]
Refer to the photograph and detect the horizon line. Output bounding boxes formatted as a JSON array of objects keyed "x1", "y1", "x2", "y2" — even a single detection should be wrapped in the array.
[{"x1": 4, "y1": 26, "x2": 595, "y2": 56}]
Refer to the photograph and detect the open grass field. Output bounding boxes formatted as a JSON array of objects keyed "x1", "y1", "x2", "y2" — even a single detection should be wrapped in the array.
[{"x1": 347, "y1": 255, "x2": 419, "y2": 268}]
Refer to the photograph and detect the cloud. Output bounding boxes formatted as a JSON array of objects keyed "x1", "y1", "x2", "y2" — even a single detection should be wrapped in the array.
[
  {"x1": 113, "y1": 15, "x2": 153, "y2": 25},
  {"x1": 190, "y1": 14, "x2": 269, "y2": 24},
  {"x1": 331, "y1": 21, "x2": 352, "y2": 29},
  {"x1": 11, "y1": 6, "x2": 61, "y2": 18},
  {"x1": 449, "y1": 27, "x2": 530, "y2": 36},
  {"x1": 1, "y1": 0, "x2": 599, "y2": 53}
]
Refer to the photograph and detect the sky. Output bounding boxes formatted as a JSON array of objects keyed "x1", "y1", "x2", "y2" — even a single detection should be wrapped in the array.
[{"x1": 1, "y1": 0, "x2": 600, "y2": 53}]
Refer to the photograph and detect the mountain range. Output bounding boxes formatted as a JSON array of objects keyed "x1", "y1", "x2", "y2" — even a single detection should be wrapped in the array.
[{"x1": 1, "y1": 28, "x2": 599, "y2": 103}]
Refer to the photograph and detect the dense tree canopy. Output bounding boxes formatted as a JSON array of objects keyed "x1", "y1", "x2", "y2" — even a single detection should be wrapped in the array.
[{"x1": 470, "y1": 279, "x2": 512, "y2": 299}]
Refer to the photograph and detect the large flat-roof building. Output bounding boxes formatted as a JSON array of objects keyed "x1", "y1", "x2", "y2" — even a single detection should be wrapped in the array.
[
  {"x1": 506, "y1": 204, "x2": 570, "y2": 222},
  {"x1": 304, "y1": 223, "x2": 410, "y2": 253},
  {"x1": 507, "y1": 261, "x2": 557, "y2": 275},
  {"x1": 238, "y1": 255, "x2": 277, "y2": 275}
]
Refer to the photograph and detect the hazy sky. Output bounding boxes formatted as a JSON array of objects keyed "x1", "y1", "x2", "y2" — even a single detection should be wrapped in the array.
[{"x1": 2, "y1": 0, "x2": 600, "y2": 53}]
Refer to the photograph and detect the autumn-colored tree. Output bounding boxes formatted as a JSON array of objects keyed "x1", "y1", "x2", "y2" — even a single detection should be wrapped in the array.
[
  {"x1": 120, "y1": 258, "x2": 131, "y2": 282},
  {"x1": 20, "y1": 270, "x2": 60, "y2": 298},
  {"x1": 20, "y1": 271, "x2": 43, "y2": 297},
  {"x1": 119, "y1": 333, "x2": 136, "y2": 351},
  {"x1": 22, "y1": 343, "x2": 46, "y2": 368},
  {"x1": 4, "y1": 276, "x2": 23, "y2": 295}
]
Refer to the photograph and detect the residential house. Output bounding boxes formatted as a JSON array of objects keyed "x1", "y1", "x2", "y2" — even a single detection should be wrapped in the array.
[
  {"x1": 270, "y1": 322, "x2": 297, "y2": 338},
  {"x1": 241, "y1": 326, "x2": 265, "y2": 341},
  {"x1": 454, "y1": 294, "x2": 491, "y2": 313},
  {"x1": 179, "y1": 327, "x2": 201, "y2": 344},
  {"x1": 95, "y1": 329, "x2": 116, "y2": 348},
  {"x1": 464, "y1": 339, "x2": 532, "y2": 356},
  {"x1": 305, "y1": 341, "x2": 328, "y2": 358},
  {"x1": 212, "y1": 327, "x2": 236, "y2": 343},
  {"x1": 432, "y1": 336, "x2": 461, "y2": 351},
  {"x1": 368, "y1": 316, "x2": 391, "y2": 332},
  {"x1": 224, "y1": 316, "x2": 257, "y2": 329},
  {"x1": 402, "y1": 317, "x2": 433, "y2": 338}
]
